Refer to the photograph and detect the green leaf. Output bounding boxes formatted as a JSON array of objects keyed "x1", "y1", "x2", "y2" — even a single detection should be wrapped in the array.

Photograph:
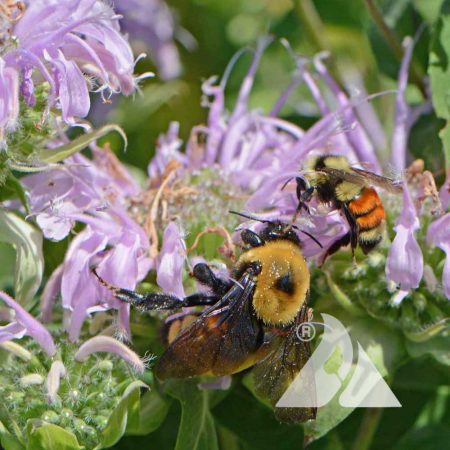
[
  {"x1": 394, "y1": 424, "x2": 450, "y2": 450},
  {"x1": 8, "y1": 125, "x2": 127, "y2": 172},
  {"x1": 429, "y1": 3, "x2": 450, "y2": 126},
  {"x1": 1, "y1": 433, "x2": 25, "y2": 450},
  {"x1": 165, "y1": 379, "x2": 219, "y2": 450},
  {"x1": 368, "y1": 0, "x2": 423, "y2": 80},
  {"x1": 413, "y1": 0, "x2": 446, "y2": 24},
  {"x1": 125, "y1": 387, "x2": 171, "y2": 436},
  {"x1": 304, "y1": 316, "x2": 405, "y2": 441},
  {"x1": 408, "y1": 112, "x2": 446, "y2": 175},
  {"x1": 405, "y1": 318, "x2": 450, "y2": 342},
  {"x1": 406, "y1": 334, "x2": 450, "y2": 366},
  {"x1": 25, "y1": 422, "x2": 82, "y2": 450},
  {"x1": 39, "y1": 125, "x2": 127, "y2": 164},
  {"x1": 6, "y1": 160, "x2": 64, "y2": 174},
  {"x1": 0, "y1": 173, "x2": 30, "y2": 213},
  {"x1": 0, "y1": 210, "x2": 43, "y2": 304},
  {"x1": 97, "y1": 380, "x2": 147, "y2": 449},
  {"x1": 0, "y1": 421, "x2": 25, "y2": 450}
]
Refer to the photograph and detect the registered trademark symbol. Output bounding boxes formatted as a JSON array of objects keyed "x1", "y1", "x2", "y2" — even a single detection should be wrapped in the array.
[{"x1": 296, "y1": 321, "x2": 316, "y2": 342}]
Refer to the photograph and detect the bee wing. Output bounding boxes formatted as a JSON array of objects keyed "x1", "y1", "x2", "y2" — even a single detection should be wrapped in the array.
[
  {"x1": 155, "y1": 271, "x2": 264, "y2": 379},
  {"x1": 252, "y1": 303, "x2": 317, "y2": 423},
  {"x1": 351, "y1": 167, "x2": 403, "y2": 193},
  {"x1": 320, "y1": 167, "x2": 402, "y2": 194}
]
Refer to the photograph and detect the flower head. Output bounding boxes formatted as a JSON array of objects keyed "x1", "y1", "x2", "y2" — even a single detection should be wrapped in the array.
[
  {"x1": 20, "y1": 146, "x2": 151, "y2": 340},
  {"x1": 0, "y1": 0, "x2": 136, "y2": 146},
  {"x1": 0, "y1": 289, "x2": 148, "y2": 448}
]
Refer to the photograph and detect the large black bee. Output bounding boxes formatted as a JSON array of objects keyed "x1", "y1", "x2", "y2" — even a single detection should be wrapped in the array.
[
  {"x1": 295, "y1": 155, "x2": 402, "y2": 261},
  {"x1": 94, "y1": 220, "x2": 317, "y2": 423}
]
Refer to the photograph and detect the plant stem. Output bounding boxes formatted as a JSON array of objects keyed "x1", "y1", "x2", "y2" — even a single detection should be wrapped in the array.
[
  {"x1": 364, "y1": 0, "x2": 427, "y2": 98},
  {"x1": 351, "y1": 408, "x2": 383, "y2": 450},
  {"x1": 293, "y1": 0, "x2": 343, "y2": 86},
  {"x1": 294, "y1": 0, "x2": 329, "y2": 53},
  {"x1": 365, "y1": 0, "x2": 403, "y2": 58}
]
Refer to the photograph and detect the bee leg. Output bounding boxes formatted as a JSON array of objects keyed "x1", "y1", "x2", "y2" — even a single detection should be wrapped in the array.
[
  {"x1": 93, "y1": 268, "x2": 219, "y2": 310},
  {"x1": 292, "y1": 177, "x2": 314, "y2": 222},
  {"x1": 241, "y1": 229, "x2": 265, "y2": 247},
  {"x1": 182, "y1": 292, "x2": 221, "y2": 307},
  {"x1": 342, "y1": 204, "x2": 358, "y2": 253},
  {"x1": 107, "y1": 286, "x2": 183, "y2": 310},
  {"x1": 296, "y1": 177, "x2": 314, "y2": 204},
  {"x1": 192, "y1": 263, "x2": 233, "y2": 295},
  {"x1": 118, "y1": 291, "x2": 219, "y2": 310},
  {"x1": 319, "y1": 232, "x2": 351, "y2": 266}
]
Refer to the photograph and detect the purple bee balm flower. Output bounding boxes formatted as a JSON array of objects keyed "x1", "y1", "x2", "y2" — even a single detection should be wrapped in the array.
[
  {"x1": 157, "y1": 221, "x2": 187, "y2": 298},
  {"x1": 385, "y1": 183, "x2": 423, "y2": 302},
  {"x1": 143, "y1": 38, "x2": 305, "y2": 193},
  {"x1": 0, "y1": 0, "x2": 136, "y2": 139},
  {"x1": 0, "y1": 290, "x2": 56, "y2": 356},
  {"x1": 23, "y1": 147, "x2": 151, "y2": 341},
  {"x1": 59, "y1": 212, "x2": 151, "y2": 342},
  {"x1": 23, "y1": 149, "x2": 140, "y2": 241},
  {"x1": 427, "y1": 213, "x2": 450, "y2": 299}
]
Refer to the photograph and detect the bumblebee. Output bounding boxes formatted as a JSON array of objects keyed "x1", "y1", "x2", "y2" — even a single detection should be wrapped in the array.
[
  {"x1": 295, "y1": 155, "x2": 402, "y2": 261},
  {"x1": 93, "y1": 220, "x2": 316, "y2": 423}
]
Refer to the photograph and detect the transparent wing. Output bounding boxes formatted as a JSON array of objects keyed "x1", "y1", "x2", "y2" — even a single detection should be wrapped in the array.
[
  {"x1": 252, "y1": 302, "x2": 317, "y2": 423},
  {"x1": 319, "y1": 167, "x2": 402, "y2": 194}
]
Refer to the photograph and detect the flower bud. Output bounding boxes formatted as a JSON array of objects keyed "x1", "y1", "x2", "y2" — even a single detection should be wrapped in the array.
[
  {"x1": 41, "y1": 410, "x2": 59, "y2": 424},
  {"x1": 20, "y1": 373, "x2": 45, "y2": 387}
]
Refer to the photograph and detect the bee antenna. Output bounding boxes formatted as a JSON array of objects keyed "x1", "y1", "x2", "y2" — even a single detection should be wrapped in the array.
[
  {"x1": 92, "y1": 268, "x2": 118, "y2": 293},
  {"x1": 228, "y1": 210, "x2": 272, "y2": 224},
  {"x1": 280, "y1": 177, "x2": 294, "y2": 191},
  {"x1": 299, "y1": 230, "x2": 323, "y2": 248}
]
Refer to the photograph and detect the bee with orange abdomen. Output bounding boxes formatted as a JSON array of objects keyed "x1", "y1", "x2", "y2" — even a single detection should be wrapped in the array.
[
  {"x1": 295, "y1": 155, "x2": 402, "y2": 261},
  {"x1": 93, "y1": 220, "x2": 316, "y2": 423}
]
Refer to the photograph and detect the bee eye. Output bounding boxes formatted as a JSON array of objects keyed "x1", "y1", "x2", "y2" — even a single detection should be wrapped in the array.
[{"x1": 275, "y1": 273, "x2": 294, "y2": 294}]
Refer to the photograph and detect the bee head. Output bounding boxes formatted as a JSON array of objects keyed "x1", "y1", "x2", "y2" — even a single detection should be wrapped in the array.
[
  {"x1": 229, "y1": 210, "x2": 322, "y2": 250},
  {"x1": 258, "y1": 221, "x2": 301, "y2": 247}
]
